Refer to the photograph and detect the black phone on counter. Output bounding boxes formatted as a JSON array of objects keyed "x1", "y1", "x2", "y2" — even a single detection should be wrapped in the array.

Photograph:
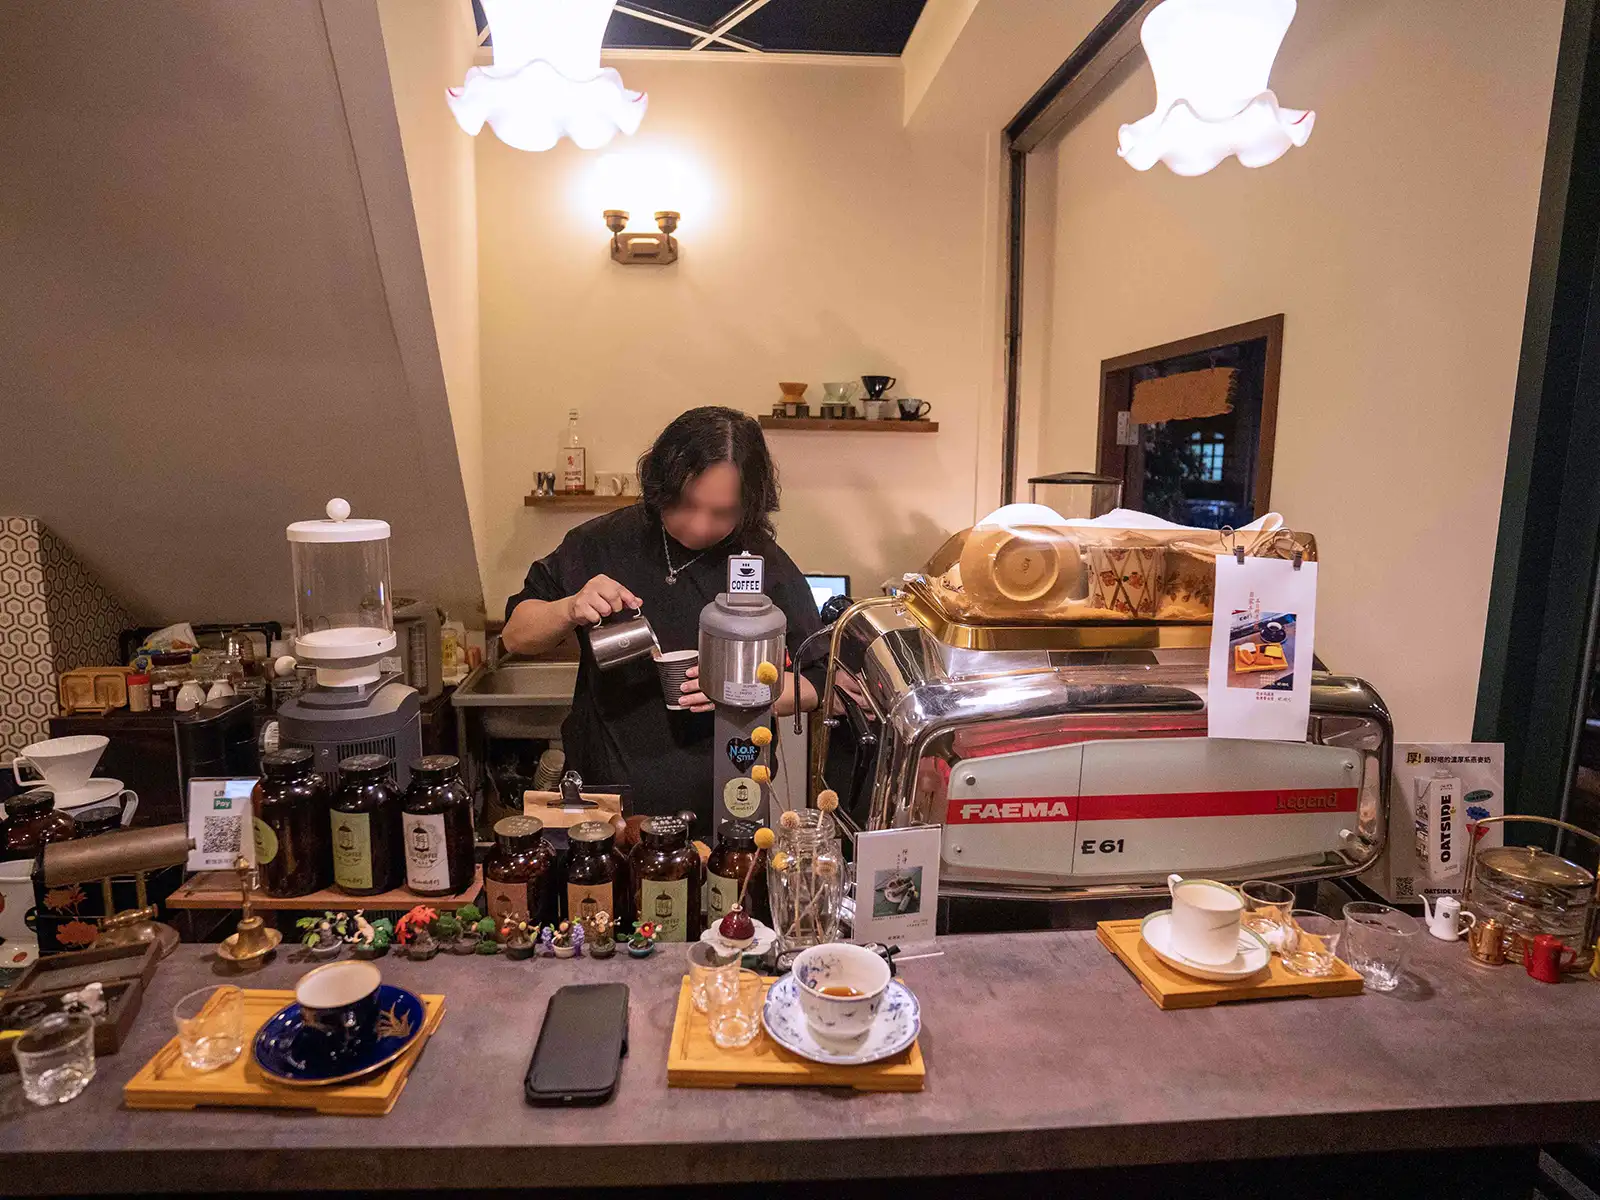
[{"x1": 524, "y1": 983, "x2": 629, "y2": 1106}]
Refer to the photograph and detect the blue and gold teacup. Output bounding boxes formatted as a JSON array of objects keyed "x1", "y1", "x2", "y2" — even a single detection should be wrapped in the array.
[{"x1": 294, "y1": 961, "x2": 383, "y2": 1065}]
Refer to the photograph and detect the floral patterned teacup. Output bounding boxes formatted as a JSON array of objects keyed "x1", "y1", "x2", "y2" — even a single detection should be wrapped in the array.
[{"x1": 1087, "y1": 546, "x2": 1166, "y2": 618}]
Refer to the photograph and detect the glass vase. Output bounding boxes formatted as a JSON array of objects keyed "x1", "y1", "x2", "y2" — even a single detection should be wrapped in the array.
[{"x1": 766, "y1": 810, "x2": 843, "y2": 952}]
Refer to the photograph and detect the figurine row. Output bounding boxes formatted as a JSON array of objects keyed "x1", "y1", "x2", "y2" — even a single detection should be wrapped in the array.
[{"x1": 293, "y1": 904, "x2": 666, "y2": 961}]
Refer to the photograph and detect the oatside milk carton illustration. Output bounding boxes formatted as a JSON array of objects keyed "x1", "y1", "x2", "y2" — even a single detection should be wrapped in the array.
[{"x1": 1414, "y1": 769, "x2": 1462, "y2": 886}]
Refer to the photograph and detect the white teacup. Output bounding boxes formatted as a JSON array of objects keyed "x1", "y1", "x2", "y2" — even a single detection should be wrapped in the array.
[
  {"x1": 792, "y1": 943, "x2": 890, "y2": 1041},
  {"x1": 11, "y1": 735, "x2": 109, "y2": 792},
  {"x1": 1167, "y1": 873, "x2": 1244, "y2": 965}
]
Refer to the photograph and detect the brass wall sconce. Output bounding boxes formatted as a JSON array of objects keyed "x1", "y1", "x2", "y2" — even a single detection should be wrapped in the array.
[{"x1": 604, "y1": 209, "x2": 679, "y2": 265}]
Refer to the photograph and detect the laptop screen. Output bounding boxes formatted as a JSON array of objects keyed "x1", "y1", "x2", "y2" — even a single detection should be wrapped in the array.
[{"x1": 803, "y1": 574, "x2": 850, "y2": 613}]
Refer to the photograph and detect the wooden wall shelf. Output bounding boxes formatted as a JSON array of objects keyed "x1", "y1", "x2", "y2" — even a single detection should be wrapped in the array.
[
  {"x1": 524, "y1": 493, "x2": 637, "y2": 509},
  {"x1": 758, "y1": 417, "x2": 938, "y2": 433},
  {"x1": 168, "y1": 867, "x2": 484, "y2": 913}
]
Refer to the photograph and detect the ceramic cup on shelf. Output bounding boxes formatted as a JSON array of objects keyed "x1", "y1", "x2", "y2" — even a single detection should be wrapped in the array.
[
  {"x1": 1166, "y1": 874, "x2": 1244, "y2": 965},
  {"x1": 897, "y1": 398, "x2": 932, "y2": 421},
  {"x1": 822, "y1": 381, "x2": 860, "y2": 413},
  {"x1": 861, "y1": 375, "x2": 896, "y2": 400}
]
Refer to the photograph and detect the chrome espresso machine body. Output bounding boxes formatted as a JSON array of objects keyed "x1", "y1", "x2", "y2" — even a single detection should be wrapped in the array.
[{"x1": 816, "y1": 596, "x2": 1391, "y2": 902}]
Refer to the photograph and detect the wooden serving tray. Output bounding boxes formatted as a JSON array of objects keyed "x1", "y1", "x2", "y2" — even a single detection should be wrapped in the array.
[
  {"x1": 124, "y1": 988, "x2": 445, "y2": 1115},
  {"x1": 666, "y1": 976, "x2": 924, "y2": 1092},
  {"x1": 1097, "y1": 919, "x2": 1364, "y2": 1010}
]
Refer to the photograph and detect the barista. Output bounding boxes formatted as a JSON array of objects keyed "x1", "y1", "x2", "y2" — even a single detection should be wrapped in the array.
[{"x1": 503, "y1": 407, "x2": 824, "y2": 822}]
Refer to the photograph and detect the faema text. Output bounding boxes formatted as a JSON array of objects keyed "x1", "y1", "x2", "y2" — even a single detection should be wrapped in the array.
[{"x1": 946, "y1": 798, "x2": 1076, "y2": 824}]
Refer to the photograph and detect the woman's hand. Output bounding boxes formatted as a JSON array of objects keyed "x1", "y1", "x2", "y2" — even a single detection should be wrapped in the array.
[
  {"x1": 566, "y1": 574, "x2": 642, "y2": 627},
  {"x1": 676, "y1": 663, "x2": 715, "y2": 713}
]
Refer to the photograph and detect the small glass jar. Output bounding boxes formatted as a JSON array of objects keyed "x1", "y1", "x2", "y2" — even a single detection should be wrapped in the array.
[
  {"x1": 329, "y1": 754, "x2": 402, "y2": 895},
  {"x1": 767, "y1": 810, "x2": 843, "y2": 952},
  {"x1": 707, "y1": 820, "x2": 767, "y2": 928},
  {"x1": 567, "y1": 820, "x2": 627, "y2": 928},
  {"x1": 1, "y1": 790, "x2": 78, "y2": 859},
  {"x1": 483, "y1": 816, "x2": 557, "y2": 924},
  {"x1": 148, "y1": 652, "x2": 193, "y2": 711},
  {"x1": 253, "y1": 747, "x2": 331, "y2": 897},
  {"x1": 126, "y1": 673, "x2": 152, "y2": 713},
  {"x1": 631, "y1": 816, "x2": 701, "y2": 943},
  {"x1": 400, "y1": 755, "x2": 476, "y2": 897}
]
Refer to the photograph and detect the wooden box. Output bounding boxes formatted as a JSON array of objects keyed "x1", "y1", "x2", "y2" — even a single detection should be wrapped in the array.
[{"x1": 0, "y1": 941, "x2": 161, "y2": 1069}]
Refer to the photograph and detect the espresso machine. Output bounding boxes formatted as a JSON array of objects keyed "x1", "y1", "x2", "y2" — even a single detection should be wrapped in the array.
[{"x1": 698, "y1": 554, "x2": 786, "y2": 844}]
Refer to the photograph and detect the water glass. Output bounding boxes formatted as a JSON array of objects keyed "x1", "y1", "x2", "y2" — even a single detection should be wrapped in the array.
[
  {"x1": 688, "y1": 941, "x2": 738, "y2": 1014},
  {"x1": 174, "y1": 985, "x2": 245, "y2": 1071},
  {"x1": 1281, "y1": 910, "x2": 1343, "y2": 977},
  {"x1": 1240, "y1": 880, "x2": 1296, "y2": 950},
  {"x1": 704, "y1": 966, "x2": 764, "y2": 1049},
  {"x1": 1343, "y1": 902, "x2": 1419, "y2": 992},
  {"x1": 14, "y1": 1012, "x2": 97, "y2": 1106}
]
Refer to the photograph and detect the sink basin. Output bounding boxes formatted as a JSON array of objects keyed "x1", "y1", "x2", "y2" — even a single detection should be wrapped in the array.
[{"x1": 453, "y1": 660, "x2": 579, "y2": 706}]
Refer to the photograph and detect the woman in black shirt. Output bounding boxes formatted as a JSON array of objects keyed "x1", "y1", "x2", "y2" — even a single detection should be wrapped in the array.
[{"x1": 503, "y1": 407, "x2": 823, "y2": 821}]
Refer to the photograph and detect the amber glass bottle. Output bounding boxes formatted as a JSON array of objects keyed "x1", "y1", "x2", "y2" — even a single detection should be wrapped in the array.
[
  {"x1": 483, "y1": 815, "x2": 557, "y2": 924},
  {"x1": 706, "y1": 820, "x2": 767, "y2": 927},
  {"x1": 252, "y1": 747, "x2": 330, "y2": 897},
  {"x1": 329, "y1": 754, "x2": 402, "y2": 895},
  {"x1": 567, "y1": 820, "x2": 628, "y2": 928},
  {"x1": 0, "y1": 790, "x2": 77, "y2": 860},
  {"x1": 400, "y1": 755, "x2": 475, "y2": 897},
  {"x1": 630, "y1": 816, "x2": 700, "y2": 942}
]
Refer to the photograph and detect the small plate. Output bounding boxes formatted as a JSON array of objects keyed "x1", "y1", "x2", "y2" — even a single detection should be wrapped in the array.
[
  {"x1": 761, "y1": 975, "x2": 920, "y2": 1066},
  {"x1": 1140, "y1": 910, "x2": 1271, "y2": 982},
  {"x1": 253, "y1": 985, "x2": 425, "y2": 1087},
  {"x1": 699, "y1": 918, "x2": 778, "y2": 958}
]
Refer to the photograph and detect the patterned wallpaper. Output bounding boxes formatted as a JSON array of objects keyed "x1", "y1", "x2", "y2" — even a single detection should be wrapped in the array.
[{"x1": 0, "y1": 518, "x2": 133, "y2": 758}]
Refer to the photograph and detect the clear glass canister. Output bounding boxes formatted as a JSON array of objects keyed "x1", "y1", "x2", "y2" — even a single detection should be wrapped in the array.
[
  {"x1": 767, "y1": 810, "x2": 843, "y2": 952},
  {"x1": 285, "y1": 498, "x2": 395, "y2": 681}
]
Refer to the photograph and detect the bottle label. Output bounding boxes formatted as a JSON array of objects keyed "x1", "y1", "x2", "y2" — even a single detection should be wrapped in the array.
[
  {"x1": 252, "y1": 818, "x2": 280, "y2": 867},
  {"x1": 639, "y1": 878, "x2": 689, "y2": 943},
  {"x1": 484, "y1": 878, "x2": 526, "y2": 921},
  {"x1": 706, "y1": 871, "x2": 741, "y2": 924},
  {"x1": 561, "y1": 447, "x2": 587, "y2": 491},
  {"x1": 402, "y1": 812, "x2": 450, "y2": 892},
  {"x1": 330, "y1": 810, "x2": 373, "y2": 891},
  {"x1": 568, "y1": 881, "x2": 613, "y2": 926}
]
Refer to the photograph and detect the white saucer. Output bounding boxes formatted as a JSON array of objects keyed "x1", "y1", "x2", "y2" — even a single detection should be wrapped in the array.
[
  {"x1": 761, "y1": 975, "x2": 920, "y2": 1066},
  {"x1": 699, "y1": 917, "x2": 778, "y2": 958},
  {"x1": 24, "y1": 778, "x2": 127, "y2": 811},
  {"x1": 1140, "y1": 910, "x2": 1271, "y2": 982}
]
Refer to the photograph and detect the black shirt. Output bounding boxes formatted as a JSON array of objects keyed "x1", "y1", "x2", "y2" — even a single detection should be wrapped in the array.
[{"x1": 505, "y1": 505, "x2": 824, "y2": 822}]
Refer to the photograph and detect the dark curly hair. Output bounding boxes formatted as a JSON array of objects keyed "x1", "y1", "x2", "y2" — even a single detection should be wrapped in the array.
[{"x1": 637, "y1": 406, "x2": 780, "y2": 542}]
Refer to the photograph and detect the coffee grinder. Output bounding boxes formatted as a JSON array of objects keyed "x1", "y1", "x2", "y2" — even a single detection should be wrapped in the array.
[
  {"x1": 274, "y1": 499, "x2": 422, "y2": 788},
  {"x1": 698, "y1": 554, "x2": 786, "y2": 844}
]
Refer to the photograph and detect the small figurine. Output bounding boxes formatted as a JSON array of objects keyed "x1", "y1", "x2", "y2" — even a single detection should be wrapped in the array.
[
  {"x1": 296, "y1": 912, "x2": 344, "y2": 958},
  {"x1": 474, "y1": 915, "x2": 501, "y2": 955},
  {"x1": 502, "y1": 913, "x2": 537, "y2": 961},
  {"x1": 717, "y1": 905, "x2": 756, "y2": 952},
  {"x1": 583, "y1": 910, "x2": 616, "y2": 959},
  {"x1": 396, "y1": 905, "x2": 440, "y2": 960},
  {"x1": 61, "y1": 981, "x2": 107, "y2": 1018},
  {"x1": 542, "y1": 920, "x2": 583, "y2": 959},
  {"x1": 353, "y1": 915, "x2": 395, "y2": 960},
  {"x1": 628, "y1": 919, "x2": 660, "y2": 959}
]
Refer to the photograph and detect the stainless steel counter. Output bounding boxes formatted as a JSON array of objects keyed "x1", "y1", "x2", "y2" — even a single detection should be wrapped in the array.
[{"x1": 2, "y1": 931, "x2": 1598, "y2": 1193}]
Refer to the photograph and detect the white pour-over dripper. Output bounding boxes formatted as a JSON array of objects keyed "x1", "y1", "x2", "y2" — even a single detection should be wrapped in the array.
[{"x1": 11, "y1": 734, "x2": 109, "y2": 792}]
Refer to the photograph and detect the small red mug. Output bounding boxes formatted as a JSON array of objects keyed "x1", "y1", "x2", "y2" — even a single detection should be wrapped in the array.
[{"x1": 1524, "y1": 933, "x2": 1576, "y2": 983}]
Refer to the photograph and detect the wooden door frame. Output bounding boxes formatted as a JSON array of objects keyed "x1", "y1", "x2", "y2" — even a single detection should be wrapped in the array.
[{"x1": 1094, "y1": 314, "x2": 1284, "y2": 519}]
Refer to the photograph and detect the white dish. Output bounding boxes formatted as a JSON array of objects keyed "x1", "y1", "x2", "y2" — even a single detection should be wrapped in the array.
[
  {"x1": 24, "y1": 777, "x2": 130, "y2": 812},
  {"x1": 761, "y1": 974, "x2": 919, "y2": 1066},
  {"x1": 1141, "y1": 910, "x2": 1271, "y2": 982},
  {"x1": 698, "y1": 918, "x2": 777, "y2": 958}
]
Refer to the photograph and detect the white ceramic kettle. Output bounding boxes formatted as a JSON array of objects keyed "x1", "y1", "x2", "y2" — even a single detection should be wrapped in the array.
[{"x1": 1420, "y1": 894, "x2": 1477, "y2": 941}]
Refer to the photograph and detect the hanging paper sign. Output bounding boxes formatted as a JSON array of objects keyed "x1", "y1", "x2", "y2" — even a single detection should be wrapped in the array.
[{"x1": 1207, "y1": 555, "x2": 1317, "y2": 741}]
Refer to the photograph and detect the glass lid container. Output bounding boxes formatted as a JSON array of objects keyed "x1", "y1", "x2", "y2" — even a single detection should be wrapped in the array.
[
  {"x1": 286, "y1": 498, "x2": 395, "y2": 686},
  {"x1": 1025, "y1": 472, "x2": 1123, "y2": 521}
]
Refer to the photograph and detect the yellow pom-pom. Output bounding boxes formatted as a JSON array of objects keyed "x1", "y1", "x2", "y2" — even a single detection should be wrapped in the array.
[
  {"x1": 755, "y1": 661, "x2": 779, "y2": 685},
  {"x1": 779, "y1": 809, "x2": 801, "y2": 829},
  {"x1": 751, "y1": 764, "x2": 771, "y2": 784},
  {"x1": 817, "y1": 790, "x2": 839, "y2": 812},
  {"x1": 751, "y1": 726, "x2": 773, "y2": 747},
  {"x1": 770, "y1": 851, "x2": 790, "y2": 871},
  {"x1": 753, "y1": 826, "x2": 776, "y2": 850}
]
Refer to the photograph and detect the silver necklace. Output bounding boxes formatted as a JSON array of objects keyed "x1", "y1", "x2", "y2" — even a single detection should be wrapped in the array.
[{"x1": 661, "y1": 526, "x2": 707, "y2": 585}]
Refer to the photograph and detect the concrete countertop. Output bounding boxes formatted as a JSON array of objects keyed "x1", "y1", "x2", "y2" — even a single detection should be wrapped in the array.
[{"x1": 2, "y1": 930, "x2": 1598, "y2": 1193}]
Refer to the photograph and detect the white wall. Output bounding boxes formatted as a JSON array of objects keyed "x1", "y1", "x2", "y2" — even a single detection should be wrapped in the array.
[
  {"x1": 476, "y1": 59, "x2": 996, "y2": 609},
  {"x1": 1030, "y1": 0, "x2": 1564, "y2": 739}
]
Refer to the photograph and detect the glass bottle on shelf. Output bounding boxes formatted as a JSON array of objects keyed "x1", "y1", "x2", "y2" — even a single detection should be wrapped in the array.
[
  {"x1": 1, "y1": 790, "x2": 78, "y2": 860},
  {"x1": 483, "y1": 816, "x2": 558, "y2": 924},
  {"x1": 557, "y1": 408, "x2": 586, "y2": 493},
  {"x1": 400, "y1": 755, "x2": 476, "y2": 897},
  {"x1": 252, "y1": 747, "x2": 331, "y2": 897},
  {"x1": 630, "y1": 816, "x2": 701, "y2": 943},
  {"x1": 706, "y1": 820, "x2": 767, "y2": 927},
  {"x1": 567, "y1": 820, "x2": 625, "y2": 928},
  {"x1": 329, "y1": 754, "x2": 403, "y2": 895}
]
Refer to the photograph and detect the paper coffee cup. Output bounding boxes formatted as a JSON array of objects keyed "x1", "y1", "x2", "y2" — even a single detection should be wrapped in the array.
[{"x1": 654, "y1": 650, "x2": 699, "y2": 710}]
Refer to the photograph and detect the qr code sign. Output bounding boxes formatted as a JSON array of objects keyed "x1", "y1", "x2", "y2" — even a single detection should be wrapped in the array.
[
  {"x1": 201, "y1": 814, "x2": 243, "y2": 859},
  {"x1": 1394, "y1": 876, "x2": 1416, "y2": 899}
]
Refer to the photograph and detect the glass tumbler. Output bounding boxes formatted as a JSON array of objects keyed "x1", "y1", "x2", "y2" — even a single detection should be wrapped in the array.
[
  {"x1": 1240, "y1": 881, "x2": 1296, "y2": 950},
  {"x1": 1343, "y1": 901, "x2": 1419, "y2": 992},
  {"x1": 174, "y1": 985, "x2": 245, "y2": 1071},
  {"x1": 14, "y1": 1012, "x2": 97, "y2": 1106},
  {"x1": 1281, "y1": 910, "x2": 1343, "y2": 977},
  {"x1": 704, "y1": 966, "x2": 764, "y2": 1049},
  {"x1": 688, "y1": 941, "x2": 737, "y2": 1014}
]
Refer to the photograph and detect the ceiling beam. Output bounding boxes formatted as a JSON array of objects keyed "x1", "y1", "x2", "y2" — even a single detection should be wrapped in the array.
[
  {"x1": 612, "y1": 4, "x2": 762, "y2": 52},
  {"x1": 691, "y1": 0, "x2": 773, "y2": 51}
]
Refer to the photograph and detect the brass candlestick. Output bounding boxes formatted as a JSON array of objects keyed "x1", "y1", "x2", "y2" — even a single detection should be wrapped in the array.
[{"x1": 217, "y1": 855, "x2": 283, "y2": 965}]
